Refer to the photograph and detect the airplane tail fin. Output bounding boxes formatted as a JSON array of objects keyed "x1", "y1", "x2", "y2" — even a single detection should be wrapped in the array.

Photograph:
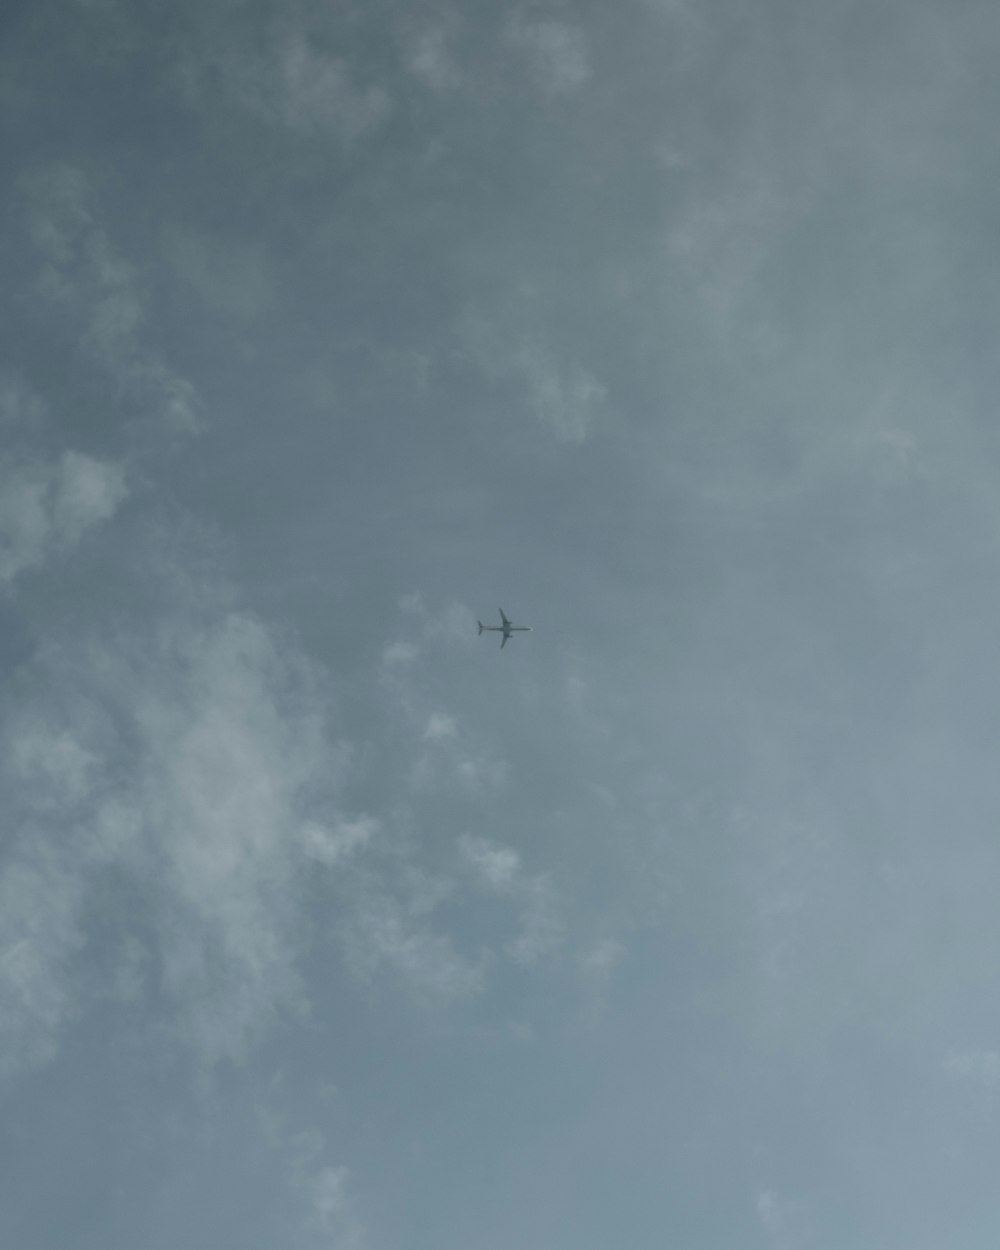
[{"x1": 477, "y1": 621, "x2": 484, "y2": 635}]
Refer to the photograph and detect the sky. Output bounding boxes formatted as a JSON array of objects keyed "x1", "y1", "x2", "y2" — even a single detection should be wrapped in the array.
[{"x1": 3, "y1": 0, "x2": 1000, "y2": 1246}]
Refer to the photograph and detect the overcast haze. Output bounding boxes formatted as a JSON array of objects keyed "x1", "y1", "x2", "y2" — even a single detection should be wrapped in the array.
[{"x1": 3, "y1": 1, "x2": 1000, "y2": 1246}]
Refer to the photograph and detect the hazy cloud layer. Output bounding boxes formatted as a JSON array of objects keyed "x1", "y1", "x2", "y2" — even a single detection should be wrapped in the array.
[{"x1": 4, "y1": 1, "x2": 1000, "y2": 1247}]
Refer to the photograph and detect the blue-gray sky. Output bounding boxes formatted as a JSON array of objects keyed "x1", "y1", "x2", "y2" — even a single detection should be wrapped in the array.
[{"x1": 4, "y1": 1, "x2": 1000, "y2": 1246}]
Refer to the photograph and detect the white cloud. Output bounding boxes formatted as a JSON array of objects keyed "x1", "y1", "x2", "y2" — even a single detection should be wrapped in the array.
[
  {"x1": 130, "y1": 612, "x2": 331, "y2": 1060},
  {"x1": 0, "y1": 374, "x2": 46, "y2": 433},
  {"x1": 340, "y1": 885, "x2": 485, "y2": 1003},
  {"x1": 460, "y1": 310, "x2": 606, "y2": 443},
  {"x1": 1, "y1": 566, "x2": 573, "y2": 1074},
  {"x1": 0, "y1": 463, "x2": 52, "y2": 585},
  {"x1": 459, "y1": 835, "x2": 563, "y2": 966},
  {"x1": 406, "y1": 24, "x2": 461, "y2": 93},
  {"x1": 381, "y1": 598, "x2": 478, "y2": 663},
  {"x1": 0, "y1": 848, "x2": 84, "y2": 1078},
  {"x1": 0, "y1": 449, "x2": 127, "y2": 587},
  {"x1": 756, "y1": 1189, "x2": 811, "y2": 1250},
  {"x1": 667, "y1": 173, "x2": 800, "y2": 327},
  {"x1": 301, "y1": 816, "x2": 376, "y2": 867},
  {"x1": 148, "y1": 367, "x2": 200, "y2": 433},
  {"x1": 20, "y1": 164, "x2": 200, "y2": 434},
  {"x1": 635, "y1": 0, "x2": 707, "y2": 42},
  {"x1": 110, "y1": 935, "x2": 149, "y2": 1004},
  {"x1": 287, "y1": 1129, "x2": 366, "y2": 1250},
  {"x1": 351, "y1": 605, "x2": 576, "y2": 995},
  {"x1": 278, "y1": 34, "x2": 390, "y2": 140},
  {"x1": 80, "y1": 232, "x2": 145, "y2": 360},
  {"x1": 873, "y1": 427, "x2": 916, "y2": 457},
  {"x1": 23, "y1": 162, "x2": 92, "y2": 269},
  {"x1": 461, "y1": 835, "x2": 520, "y2": 889},
  {"x1": 379, "y1": 599, "x2": 509, "y2": 794},
  {"x1": 580, "y1": 936, "x2": 625, "y2": 982},
  {"x1": 253, "y1": 1112, "x2": 367, "y2": 1250},
  {"x1": 577, "y1": 937, "x2": 626, "y2": 1017},
  {"x1": 516, "y1": 341, "x2": 607, "y2": 443},
  {"x1": 505, "y1": 876, "x2": 563, "y2": 965},
  {"x1": 381, "y1": 639, "x2": 419, "y2": 666},
  {"x1": 944, "y1": 1048, "x2": 1000, "y2": 1087},
  {"x1": 54, "y1": 450, "x2": 128, "y2": 539},
  {"x1": 409, "y1": 745, "x2": 507, "y2": 798},
  {"x1": 428, "y1": 599, "x2": 479, "y2": 643},
  {"x1": 423, "y1": 711, "x2": 457, "y2": 740},
  {"x1": 505, "y1": 15, "x2": 591, "y2": 96},
  {"x1": 166, "y1": 228, "x2": 274, "y2": 321},
  {"x1": 173, "y1": 21, "x2": 390, "y2": 146},
  {"x1": 0, "y1": 604, "x2": 345, "y2": 1070},
  {"x1": 309, "y1": 1166, "x2": 362, "y2": 1246},
  {"x1": 8, "y1": 723, "x2": 99, "y2": 809},
  {"x1": 453, "y1": 754, "x2": 508, "y2": 793},
  {"x1": 390, "y1": 594, "x2": 477, "y2": 644}
]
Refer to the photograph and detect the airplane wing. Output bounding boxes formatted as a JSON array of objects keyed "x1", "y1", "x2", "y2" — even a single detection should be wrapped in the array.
[
  {"x1": 499, "y1": 608, "x2": 511, "y2": 627},
  {"x1": 500, "y1": 632, "x2": 508, "y2": 648}
]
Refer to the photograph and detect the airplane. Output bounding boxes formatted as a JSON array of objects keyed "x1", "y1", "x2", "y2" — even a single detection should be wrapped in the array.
[{"x1": 477, "y1": 608, "x2": 532, "y2": 648}]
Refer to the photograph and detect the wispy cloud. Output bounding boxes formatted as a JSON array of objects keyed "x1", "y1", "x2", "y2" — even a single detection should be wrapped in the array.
[
  {"x1": 380, "y1": 595, "x2": 477, "y2": 669},
  {"x1": 404, "y1": 22, "x2": 462, "y2": 94},
  {"x1": 0, "y1": 844, "x2": 85, "y2": 1078},
  {"x1": 0, "y1": 447, "x2": 127, "y2": 587},
  {"x1": 504, "y1": 14, "x2": 591, "y2": 96},
  {"x1": 944, "y1": 1048, "x2": 1000, "y2": 1088},
  {"x1": 460, "y1": 836, "x2": 520, "y2": 890},
  {"x1": 460, "y1": 835, "x2": 564, "y2": 967},
  {"x1": 379, "y1": 597, "x2": 509, "y2": 794},
  {"x1": 423, "y1": 712, "x2": 457, "y2": 741},
  {"x1": 0, "y1": 601, "x2": 345, "y2": 1070},
  {"x1": 666, "y1": 171, "x2": 802, "y2": 330},
  {"x1": 3, "y1": 565, "x2": 571, "y2": 1072},
  {"x1": 514, "y1": 339, "x2": 607, "y2": 444},
  {"x1": 254, "y1": 1109, "x2": 367, "y2": 1250},
  {"x1": 579, "y1": 936, "x2": 625, "y2": 985},
  {"x1": 460, "y1": 311, "x2": 607, "y2": 443},
  {"x1": 756, "y1": 1189, "x2": 812, "y2": 1250},
  {"x1": 277, "y1": 33, "x2": 391, "y2": 140},
  {"x1": 20, "y1": 164, "x2": 200, "y2": 434},
  {"x1": 288, "y1": 1130, "x2": 366, "y2": 1250},
  {"x1": 166, "y1": 228, "x2": 275, "y2": 321},
  {"x1": 7, "y1": 720, "x2": 100, "y2": 810},
  {"x1": 340, "y1": 879, "x2": 486, "y2": 1003},
  {"x1": 301, "y1": 816, "x2": 376, "y2": 867},
  {"x1": 0, "y1": 374, "x2": 46, "y2": 433},
  {"x1": 401, "y1": 705, "x2": 508, "y2": 799},
  {"x1": 173, "y1": 16, "x2": 391, "y2": 145},
  {"x1": 125, "y1": 612, "x2": 335, "y2": 1061},
  {"x1": 307, "y1": 1165, "x2": 364, "y2": 1248},
  {"x1": 381, "y1": 639, "x2": 420, "y2": 667}
]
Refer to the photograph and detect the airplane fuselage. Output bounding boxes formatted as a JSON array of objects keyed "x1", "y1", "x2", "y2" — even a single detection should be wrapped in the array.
[{"x1": 477, "y1": 609, "x2": 531, "y2": 647}]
